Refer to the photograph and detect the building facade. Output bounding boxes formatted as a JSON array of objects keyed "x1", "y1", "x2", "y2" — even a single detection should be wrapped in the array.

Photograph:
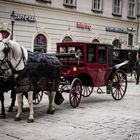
[{"x1": 0, "y1": 0, "x2": 140, "y2": 52}]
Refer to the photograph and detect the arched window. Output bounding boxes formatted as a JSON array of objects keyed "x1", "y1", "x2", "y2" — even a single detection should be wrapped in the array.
[
  {"x1": 34, "y1": 34, "x2": 47, "y2": 53},
  {"x1": 112, "y1": 39, "x2": 121, "y2": 48},
  {"x1": 92, "y1": 39, "x2": 99, "y2": 43},
  {"x1": 62, "y1": 36, "x2": 73, "y2": 42},
  {"x1": 0, "y1": 30, "x2": 10, "y2": 39}
]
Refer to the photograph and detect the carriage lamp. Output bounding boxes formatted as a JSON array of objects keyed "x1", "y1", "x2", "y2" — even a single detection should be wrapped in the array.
[
  {"x1": 73, "y1": 66, "x2": 77, "y2": 72},
  {"x1": 10, "y1": 10, "x2": 15, "y2": 40}
]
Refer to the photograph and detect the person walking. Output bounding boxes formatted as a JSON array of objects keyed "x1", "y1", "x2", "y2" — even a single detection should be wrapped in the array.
[{"x1": 134, "y1": 59, "x2": 140, "y2": 84}]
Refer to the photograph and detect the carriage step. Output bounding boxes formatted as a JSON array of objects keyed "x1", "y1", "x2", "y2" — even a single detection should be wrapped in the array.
[{"x1": 97, "y1": 87, "x2": 105, "y2": 94}]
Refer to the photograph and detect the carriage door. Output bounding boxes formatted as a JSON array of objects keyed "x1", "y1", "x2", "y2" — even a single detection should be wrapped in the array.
[{"x1": 96, "y1": 45, "x2": 110, "y2": 86}]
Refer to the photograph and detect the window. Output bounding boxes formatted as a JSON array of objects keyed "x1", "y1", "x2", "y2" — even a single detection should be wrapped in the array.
[
  {"x1": 112, "y1": 39, "x2": 121, "y2": 49},
  {"x1": 63, "y1": 0, "x2": 77, "y2": 8},
  {"x1": 62, "y1": 36, "x2": 73, "y2": 42},
  {"x1": 34, "y1": 34, "x2": 47, "y2": 53},
  {"x1": 128, "y1": 33, "x2": 133, "y2": 48},
  {"x1": 87, "y1": 44, "x2": 96, "y2": 63},
  {"x1": 112, "y1": 0, "x2": 122, "y2": 16},
  {"x1": 36, "y1": 0, "x2": 51, "y2": 3},
  {"x1": 92, "y1": 39, "x2": 100, "y2": 43},
  {"x1": 92, "y1": 0, "x2": 103, "y2": 13},
  {"x1": 128, "y1": 0, "x2": 136, "y2": 18},
  {"x1": 137, "y1": 0, "x2": 140, "y2": 17},
  {"x1": 98, "y1": 46, "x2": 106, "y2": 64}
]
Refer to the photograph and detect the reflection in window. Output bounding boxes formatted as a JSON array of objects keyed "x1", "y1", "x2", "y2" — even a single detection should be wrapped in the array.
[
  {"x1": 98, "y1": 46, "x2": 106, "y2": 64},
  {"x1": 87, "y1": 44, "x2": 96, "y2": 63},
  {"x1": 59, "y1": 46, "x2": 83, "y2": 61},
  {"x1": 34, "y1": 34, "x2": 47, "y2": 53}
]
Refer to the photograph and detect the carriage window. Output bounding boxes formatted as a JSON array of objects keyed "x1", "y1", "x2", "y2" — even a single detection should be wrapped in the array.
[
  {"x1": 98, "y1": 46, "x2": 106, "y2": 64},
  {"x1": 59, "y1": 46, "x2": 83, "y2": 61},
  {"x1": 87, "y1": 44, "x2": 96, "y2": 63}
]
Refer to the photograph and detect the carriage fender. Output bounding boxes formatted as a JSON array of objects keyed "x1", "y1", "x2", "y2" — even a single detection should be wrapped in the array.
[{"x1": 114, "y1": 60, "x2": 129, "y2": 70}]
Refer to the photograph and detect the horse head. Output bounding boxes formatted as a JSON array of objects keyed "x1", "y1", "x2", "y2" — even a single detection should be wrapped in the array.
[{"x1": 0, "y1": 35, "x2": 28, "y2": 78}]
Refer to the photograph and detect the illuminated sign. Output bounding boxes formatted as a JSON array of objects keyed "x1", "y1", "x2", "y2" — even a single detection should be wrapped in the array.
[{"x1": 76, "y1": 22, "x2": 91, "y2": 31}]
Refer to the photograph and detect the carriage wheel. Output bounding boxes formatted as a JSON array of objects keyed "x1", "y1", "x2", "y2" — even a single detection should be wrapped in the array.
[
  {"x1": 81, "y1": 86, "x2": 93, "y2": 97},
  {"x1": 33, "y1": 91, "x2": 43, "y2": 105},
  {"x1": 111, "y1": 70, "x2": 127, "y2": 100},
  {"x1": 69, "y1": 78, "x2": 82, "y2": 108}
]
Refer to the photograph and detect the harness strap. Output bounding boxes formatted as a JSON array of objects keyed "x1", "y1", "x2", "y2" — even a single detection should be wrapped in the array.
[{"x1": 12, "y1": 46, "x2": 27, "y2": 74}]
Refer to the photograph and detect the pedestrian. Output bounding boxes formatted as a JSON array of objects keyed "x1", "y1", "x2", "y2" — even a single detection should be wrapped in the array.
[{"x1": 134, "y1": 58, "x2": 140, "y2": 84}]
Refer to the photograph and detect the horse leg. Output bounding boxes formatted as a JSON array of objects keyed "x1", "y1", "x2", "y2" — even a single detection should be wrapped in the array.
[
  {"x1": 15, "y1": 93, "x2": 23, "y2": 121},
  {"x1": 47, "y1": 91, "x2": 56, "y2": 114},
  {"x1": 27, "y1": 91, "x2": 34, "y2": 123},
  {"x1": 0, "y1": 93, "x2": 6, "y2": 119},
  {"x1": 8, "y1": 89, "x2": 16, "y2": 112}
]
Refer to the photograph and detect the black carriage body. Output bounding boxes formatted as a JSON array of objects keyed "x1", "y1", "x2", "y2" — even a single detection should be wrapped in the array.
[
  {"x1": 57, "y1": 42, "x2": 114, "y2": 87},
  {"x1": 113, "y1": 48, "x2": 137, "y2": 74},
  {"x1": 15, "y1": 51, "x2": 62, "y2": 93}
]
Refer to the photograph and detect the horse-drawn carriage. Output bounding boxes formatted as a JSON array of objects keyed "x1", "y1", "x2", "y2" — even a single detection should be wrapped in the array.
[
  {"x1": 0, "y1": 37, "x2": 128, "y2": 122},
  {"x1": 55, "y1": 42, "x2": 128, "y2": 107},
  {"x1": 113, "y1": 48, "x2": 138, "y2": 75}
]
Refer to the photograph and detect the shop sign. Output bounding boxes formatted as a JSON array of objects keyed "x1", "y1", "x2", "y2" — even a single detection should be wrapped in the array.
[
  {"x1": 106, "y1": 26, "x2": 128, "y2": 34},
  {"x1": 76, "y1": 22, "x2": 91, "y2": 31},
  {"x1": 11, "y1": 12, "x2": 36, "y2": 22}
]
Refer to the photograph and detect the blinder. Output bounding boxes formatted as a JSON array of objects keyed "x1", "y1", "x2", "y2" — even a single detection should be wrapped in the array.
[
  {"x1": 3, "y1": 45, "x2": 10, "y2": 56},
  {"x1": 0, "y1": 41, "x2": 12, "y2": 79}
]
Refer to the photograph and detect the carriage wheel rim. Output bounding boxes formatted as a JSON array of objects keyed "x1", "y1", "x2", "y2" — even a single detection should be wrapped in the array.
[
  {"x1": 81, "y1": 86, "x2": 93, "y2": 97},
  {"x1": 70, "y1": 78, "x2": 82, "y2": 108},
  {"x1": 111, "y1": 70, "x2": 127, "y2": 100}
]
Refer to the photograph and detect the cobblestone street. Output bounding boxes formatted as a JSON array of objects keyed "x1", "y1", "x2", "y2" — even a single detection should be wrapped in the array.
[{"x1": 0, "y1": 76, "x2": 140, "y2": 140}]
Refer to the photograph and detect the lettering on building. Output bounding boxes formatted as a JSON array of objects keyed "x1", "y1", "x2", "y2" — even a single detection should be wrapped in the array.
[
  {"x1": 106, "y1": 26, "x2": 128, "y2": 34},
  {"x1": 76, "y1": 22, "x2": 91, "y2": 31},
  {"x1": 11, "y1": 12, "x2": 36, "y2": 22}
]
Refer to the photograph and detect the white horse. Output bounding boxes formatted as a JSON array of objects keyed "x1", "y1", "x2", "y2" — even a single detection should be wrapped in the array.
[{"x1": 0, "y1": 35, "x2": 61, "y2": 122}]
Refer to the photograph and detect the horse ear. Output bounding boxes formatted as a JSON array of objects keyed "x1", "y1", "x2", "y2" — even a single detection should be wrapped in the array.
[{"x1": 3, "y1": 35, "x2": 11, "y2": 44}]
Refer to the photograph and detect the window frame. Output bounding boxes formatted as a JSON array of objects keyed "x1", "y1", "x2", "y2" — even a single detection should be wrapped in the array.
[
  {"x1": 127, "y1": 0, "x2": 136, "y2": 19},
  {"x1": 112, "y1": 0, "x2": 122, "y2": 17},
  {"x1": 63, "y1": 0, "x2": 77, "y2": 8},
  {"x1": 36, "y1": 0, "x2": 51, "y2": 4},
  {"x1": 92, "y1": 0, "x2": 103, "y2": 13}
]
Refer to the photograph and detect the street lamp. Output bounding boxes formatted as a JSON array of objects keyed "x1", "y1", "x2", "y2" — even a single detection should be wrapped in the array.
[{"x1": 10, "y1": 10, "x2": 15, "y2": 40}]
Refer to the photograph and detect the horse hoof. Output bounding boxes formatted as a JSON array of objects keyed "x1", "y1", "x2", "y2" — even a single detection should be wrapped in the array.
[
  {"x1": 47, "y1": 110, "x2": 55, "y2": 115},
  {"x1": 14, "y1": 117, "x2": 21, "y2": 121},
  {"x1": 27, "y1": 119, "x2": 34, "y2": 123},
  {"x1": 0, "y1": 114, "x2": 6, "y2": 119}
]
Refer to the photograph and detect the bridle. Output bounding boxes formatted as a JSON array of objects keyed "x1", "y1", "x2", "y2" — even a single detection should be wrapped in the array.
[{"x1": 0, "y1": 40, "x2": 27, "y2": 80}]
